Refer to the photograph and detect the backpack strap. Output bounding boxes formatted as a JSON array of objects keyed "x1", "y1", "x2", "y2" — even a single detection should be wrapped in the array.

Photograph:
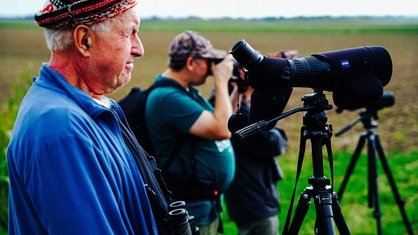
[
  {"x1": 110, "y1": 106, "x2": 175, "y2": 234},
  {"x1": 148, "y1": 80, "x2": 221, "y2": 202},
  {"x1": 146, "y1": 79, "x2": 192, "y2": 173}
]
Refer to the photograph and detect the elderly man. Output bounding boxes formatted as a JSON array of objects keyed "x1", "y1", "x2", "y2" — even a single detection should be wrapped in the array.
[{"x1": 7, "y1": 0, "x2": 164, "y2": 234}]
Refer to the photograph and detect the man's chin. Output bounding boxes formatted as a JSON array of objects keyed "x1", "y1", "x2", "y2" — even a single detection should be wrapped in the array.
[{"x1": 114, "y1": 74, "x2": 131, "y2": 91}]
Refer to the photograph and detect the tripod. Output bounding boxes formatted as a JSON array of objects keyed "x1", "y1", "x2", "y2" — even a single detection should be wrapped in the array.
[
  {"x1": 336, "y1": 108, "x2": 414, "y2": 235},
  {"x1": 235, "y1": 90, "x2": 350, "y2": 234},
  {"x1": 282, "y1": 91, "x2": 350, "y2": 235}
]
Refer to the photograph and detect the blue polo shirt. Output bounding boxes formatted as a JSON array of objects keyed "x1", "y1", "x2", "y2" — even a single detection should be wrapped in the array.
[{"x1": 7, "y1": 64, "x2": 157, "y2": 235}]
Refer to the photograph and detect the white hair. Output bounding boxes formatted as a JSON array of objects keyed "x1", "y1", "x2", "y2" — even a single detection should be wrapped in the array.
[{"x1": 43, "y1": 18, "x2": 114, "y2": 52}]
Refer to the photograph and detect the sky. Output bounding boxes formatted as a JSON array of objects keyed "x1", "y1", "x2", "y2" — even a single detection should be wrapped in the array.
[{"x1": 1, "y1": 0, "x2": 418, "y2": 19}]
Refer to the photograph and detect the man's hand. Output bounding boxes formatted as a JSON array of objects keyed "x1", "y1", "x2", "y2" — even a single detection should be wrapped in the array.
[{"x1": 211, "y1": 55, "x2": 233, "y2": 86}]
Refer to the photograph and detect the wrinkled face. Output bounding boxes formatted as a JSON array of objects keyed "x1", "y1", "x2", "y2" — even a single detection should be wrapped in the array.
[{"x1": 87, "y1": 9, "x2": 143, "y2": 95}]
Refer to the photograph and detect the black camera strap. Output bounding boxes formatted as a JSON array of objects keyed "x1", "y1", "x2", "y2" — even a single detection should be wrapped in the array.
[{"x1": 110, "y1": 106, "x2": 175, "y2": 233}]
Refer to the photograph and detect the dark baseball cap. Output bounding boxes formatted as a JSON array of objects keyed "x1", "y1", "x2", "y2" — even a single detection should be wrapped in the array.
[{"x1": 169, "y1": 30, "x2": 226, "y2": 62}]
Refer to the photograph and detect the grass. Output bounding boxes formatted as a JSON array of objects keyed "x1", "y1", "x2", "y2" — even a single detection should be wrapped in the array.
[
  {"x1": 220, "y1": 148, "x2": 418, "y2": 234},
  {"x1": 220, "y1": 121, "x2": 418, "y2": 234},
  {"x1": 1, "y1": 17, "x2": 418, "y2": 234},
  {"x1": 0, "y1": 74, "x2": 31, "y2": 235},
  {"x1": 275, "y1": 150, "x2": 417, "y2": 235},
  {"x1": 140, "y1": 17, "x2": 418, "y2": 34}
]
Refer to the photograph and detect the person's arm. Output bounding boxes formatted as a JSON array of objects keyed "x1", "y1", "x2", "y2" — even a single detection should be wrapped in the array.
[{"x1": 190, "y1": 55, "x2": 234, "y2": 140}]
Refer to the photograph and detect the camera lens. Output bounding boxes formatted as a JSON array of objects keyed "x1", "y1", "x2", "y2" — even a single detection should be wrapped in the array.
[
  {"x1": 169, "y1": 208, "x2": 192, "y2": 235},
  {"x1": 230, "y1": 39, "x2": 263, "y2": 69},
  {"x1": 169, "y1": 201, "x2": 186, "y2": 210}
]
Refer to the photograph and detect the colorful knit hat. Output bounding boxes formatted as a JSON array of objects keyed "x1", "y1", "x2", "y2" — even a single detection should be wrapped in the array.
[
  {"x1": 169, "y1": 30, "x2": 226, "y2": 62},
  {"x1": 34, "y1": 0, "x2": 138, "y2": 29}
]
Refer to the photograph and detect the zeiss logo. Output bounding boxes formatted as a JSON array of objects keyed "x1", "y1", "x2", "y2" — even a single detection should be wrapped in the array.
[{"x1": 341, "y1": 60, "x2": 350, "y2": 70}]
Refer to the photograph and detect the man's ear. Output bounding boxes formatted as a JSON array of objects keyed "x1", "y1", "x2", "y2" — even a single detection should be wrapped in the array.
[
  {"x1": 185, "y1": 57, "x2": 195, "y2": 71},
  {"x1": 74, "y1": 25, "x2": 92, "y2": 56}
]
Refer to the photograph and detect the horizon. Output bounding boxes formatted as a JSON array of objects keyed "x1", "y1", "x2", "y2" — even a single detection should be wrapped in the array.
[
  {"x1": 1, "y1": 14, "x2": 418, "y2": 21},
  {"x1": 1, "y1": 0, "x2": 418, "y2": 19}
]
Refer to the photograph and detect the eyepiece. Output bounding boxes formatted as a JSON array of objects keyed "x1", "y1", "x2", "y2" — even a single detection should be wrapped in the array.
[
  {"x1": 367, "y1": 92, "x2": 395, "y2": 110},
  {"x1": 230, "y1": 39, "x2": 263, "y2": 69}
]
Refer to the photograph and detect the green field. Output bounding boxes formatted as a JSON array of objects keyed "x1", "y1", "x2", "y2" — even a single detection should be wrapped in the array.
[{"x1": 1, "y1": 17, "x2": 418, "y2": 234}]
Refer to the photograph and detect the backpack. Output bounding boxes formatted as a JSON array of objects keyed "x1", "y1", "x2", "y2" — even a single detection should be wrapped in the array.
[
  {"x1": 119, "y1": 80, "x2": 220, "y2": 201},
  {"x1": 118, "y1": 80, "x2": 171, "y2": 157}
]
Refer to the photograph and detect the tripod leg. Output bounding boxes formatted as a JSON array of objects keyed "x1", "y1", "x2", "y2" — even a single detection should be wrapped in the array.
[
  {"x1": 338, "y1": 134, "x2": 366, "y2": 201},
  {"x1": 368, "y1": 135, "x2": 383, "y2": 235},
  {"x1": 375, "y1": 135, "x2": 415, "y2": 235},
  {"x1": 285, "y1": 190, "x2": 312, "y2": 235},
  {"x1": 314, "y1": 190, "x2": 337, "y2": 235},
  {"x1": 331, "y1": 192, "x2": 351, "y2": 235}
]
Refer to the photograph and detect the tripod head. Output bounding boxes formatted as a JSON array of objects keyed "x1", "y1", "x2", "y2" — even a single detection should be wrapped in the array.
[
  {"x1": 335, "y1": 92, "x2": 395, "y2": 136},
  {"x1": 302, "y1": 89, "x2": 333, "y2": 130},
  {"x1": 233, "y1": 89, "x2": 332, "y2": 139}
]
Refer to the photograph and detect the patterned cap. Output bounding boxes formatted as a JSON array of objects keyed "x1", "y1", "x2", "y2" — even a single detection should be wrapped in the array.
[
  {"x1": 34, "y1": 0, "x2": 138, "y2": 29},
  {"x1": 169, "y1": 31, "x2": 226, "y2": 62}
]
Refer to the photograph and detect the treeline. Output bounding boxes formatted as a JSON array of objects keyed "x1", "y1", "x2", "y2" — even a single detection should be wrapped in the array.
[
  {"x1": 142, "y1": 15, "x2": 418, "y2": 22},
  {"x1": 2, "y1": 15, "x2": 417, "y2": 22}
]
